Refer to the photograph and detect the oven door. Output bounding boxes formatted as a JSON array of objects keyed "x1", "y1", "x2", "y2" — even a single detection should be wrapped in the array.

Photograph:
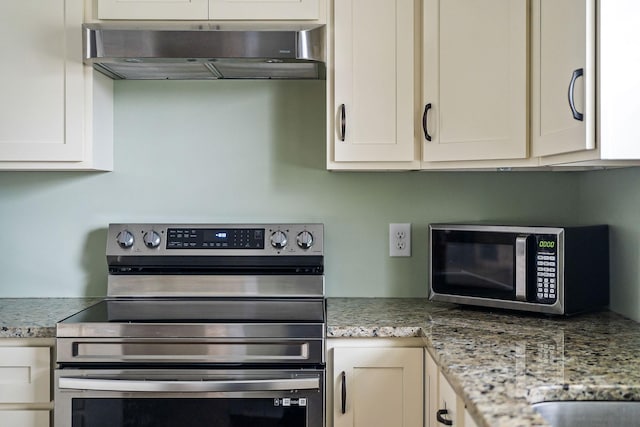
[{"x1": 55, "y1": 369, "x2": 324, "y2": 427}]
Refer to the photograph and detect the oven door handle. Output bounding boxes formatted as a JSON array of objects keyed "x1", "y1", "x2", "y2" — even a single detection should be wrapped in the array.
[{"x1": 58, "y1": 377, "x2": 320, "y2": 393}]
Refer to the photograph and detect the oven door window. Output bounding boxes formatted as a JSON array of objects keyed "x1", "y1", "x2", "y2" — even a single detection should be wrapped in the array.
[
  {"x1": 72, "y1": 398, "x2": 307, "y2": 427},
  {"x1": 432, "y1": 230, "x2": 517, "y2": 299}
]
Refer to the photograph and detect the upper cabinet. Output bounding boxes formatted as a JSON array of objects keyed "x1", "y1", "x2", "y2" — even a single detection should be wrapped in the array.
[
  {"x1": 329, "y1": 0, "x2": 640, "y2": 170},
  {"x1": 327, "y1": 0, "x2": 531, "y2": 170},
  {"x1": 97, "y1": 0, "x2": 323, "y2": 20},
  {"x1": 531, "y1": 0, "x2": 595, "y2": 158},
  {"x1": 98, "y1": 0, "x2": 208, "y2": 20},
  {"x1": 328, "y1": 0, "x2": 419, "y2": 168},
  {"x1": 0, "y1": 0, "x2": 113, "y2": 171},
  {"x1": 534, "y1": 0, "x2": 640, "y2": 167},
  {"x1": 422, "y1": 0, "x2": 528, "y2": 163}
]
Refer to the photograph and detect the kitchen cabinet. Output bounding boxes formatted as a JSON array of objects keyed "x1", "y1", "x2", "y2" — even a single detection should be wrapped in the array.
[
  {"x1": 1, "y1": 411, "x2": 50, "y2": 427},
  {"x1": 0, "y1": 0, "x2": 113, "y2": 171},
  {"x1": 97, "y1": 0, "x2": 322, "y2": 20},
  {"x1": 327, "y1": 0, "x2": 420, "y2": 169},
  {"x1": 98, "y1": 0, "x2": 208, "y2": 20},
  {"x1": 209, "y1": 0, "x2": 321, "y2": 20},
  {"x1": 328, "y1": 0, "x2": 530, "y2": 170},
  {"x1": 531, "y1": 0, "x2": 595, "y2": 159},
  {"x1": 0, "y1": 339, "x2": 54, "y2": 427},
  {"x1": 421, "y1": 0, "x2": 528, "y2": 164},
  {"x1": 426, "y1": 350, "x2": 478, "y2": 427},
  {"x1": 533, "y1": 0, "x2": 640, "y2": 167},
  {"x1": 328, "y1": 338, "x2": 423, "y2": 427}
]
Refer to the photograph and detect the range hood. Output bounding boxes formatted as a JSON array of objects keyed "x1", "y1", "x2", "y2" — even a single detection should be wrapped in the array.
[{"x1": 83, "y1": 23, "x2": 326, "y2": 80}]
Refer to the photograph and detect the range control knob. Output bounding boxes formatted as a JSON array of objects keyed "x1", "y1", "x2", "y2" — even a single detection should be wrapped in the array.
[
  {"x1": 143, "y1": 230, "x2": 162, "y2": 248},
  {"x1": 270, "y1": 230, "x2": 288, "y2": 250},
  {"x1": 296, "y1": 230, "x2": 314, "y2": 249},
  {"x1": 116, "y1": 230, "x2": 135, "y2": 249}
]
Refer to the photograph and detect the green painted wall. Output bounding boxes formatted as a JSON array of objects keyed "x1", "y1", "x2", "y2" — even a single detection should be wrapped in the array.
[
  {"x1": 0, "y1": 81, "x2": 582, "y2": 298},
  {"x1": 579, "y1": 168, "x2": 640, "y2": 321}
]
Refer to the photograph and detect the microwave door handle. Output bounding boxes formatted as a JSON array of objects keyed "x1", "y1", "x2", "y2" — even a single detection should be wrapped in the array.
[
  {"x1": 58, "y1": 377, "x2": 320, "y2": 393},
  {"x1": 515, "y1": 236, "x2": 528, "y2": 301}
]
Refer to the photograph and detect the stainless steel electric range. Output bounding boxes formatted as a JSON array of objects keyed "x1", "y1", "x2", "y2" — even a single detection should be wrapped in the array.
[{"x1": 55, "y1": 223, "x2": 325, "y2": 427}]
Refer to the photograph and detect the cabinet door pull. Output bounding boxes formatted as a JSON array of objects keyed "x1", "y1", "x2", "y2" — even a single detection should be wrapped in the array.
[
  {"x1": 568, "y1": 68, "x2": 584, "y2": 121},
  {"x1": 339, "y1": 104, "x2": 347, "y2": 141},
  {"x1": 422, "y1": 103, "x2": 432, "y2": 141},
  {"x1": 340, "y1": 371, "x2": 347, "y2": 414},
  {"x1": 436, "y1": 408, "x2": 453, "y2": 426}
]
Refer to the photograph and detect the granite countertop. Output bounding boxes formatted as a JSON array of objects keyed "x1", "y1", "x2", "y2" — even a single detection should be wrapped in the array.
[
  {"x1": 2, "y1": 297, "x2": 639, "y2": 426},
  {"x1": 0, "y1": 298, "x2": 100, "y2": 338},
  {"x1": 328, "y1": 298, "x2": 640, "y2": 427}
]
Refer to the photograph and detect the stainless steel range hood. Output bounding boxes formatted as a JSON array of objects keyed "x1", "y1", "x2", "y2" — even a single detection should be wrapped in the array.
[{"x1": 83, "y1": 23, "x2": 326, "y2": 80}]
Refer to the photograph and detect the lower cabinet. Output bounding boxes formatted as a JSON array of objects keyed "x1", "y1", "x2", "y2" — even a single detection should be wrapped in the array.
[
  {"x1": 2, "y1": 411, "x2": 50, "y2": 427},
  {"x1": 426, "y1": 350, "x2": 478, "y2": 427},
  {"x1": 328, "y1": 338, "x2": 423, "y2": 427},
  {"x1": 0, "y1": 340, "x2": 54, "y2": 427}
]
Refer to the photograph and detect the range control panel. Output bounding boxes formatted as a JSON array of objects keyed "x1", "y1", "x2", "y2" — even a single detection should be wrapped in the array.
[
  {"x1": 167, "y1": 228, "x2": 265, "y2": 249},
  {"x1": 107, "y1": 223, "x2": 324, "y2": 256}
]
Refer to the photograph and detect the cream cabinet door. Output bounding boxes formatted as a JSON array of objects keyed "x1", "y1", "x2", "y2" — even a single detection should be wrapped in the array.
[
  {"x1": 0, "y1": 411, "x2": 49, "y2": 427},
  {"x1": 0, "y1": 347, "x2": 50, "y2": 403},
  {"x1": 331, "y1": 0, "x2": 417, "y2": 163},
  {"x1": 425, "y1": 351, "x2": 439, "y2": 427},
  {"x1": 209, "y1": 0, "x2": 320, "y2": 20},
  {"x1": 333, "y1": 347, "x2": 422, "y2": 427},
  {"x1": 437, "y1": 371, "x2": 463, "y2": 426},
  {"x1": 97, "y1": 0, "x2": 208, "y2": 19},
  {"x1": 531, "y1": 0, "x2": 595, "y2": 158},
  {"x1": 422, "y1": 0, "x2": 527, "y2": 162},
  {"x1": 0, "y1": 0, "x2": 113, "y2": 170},
  {"x1": 464, "y1": 409, "x2": 480, "y2": 427}
]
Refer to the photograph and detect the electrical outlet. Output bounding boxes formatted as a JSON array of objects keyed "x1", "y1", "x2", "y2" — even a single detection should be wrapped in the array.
[{"x1": 389, "y1": 223, "x2": 411, "y2": 257}]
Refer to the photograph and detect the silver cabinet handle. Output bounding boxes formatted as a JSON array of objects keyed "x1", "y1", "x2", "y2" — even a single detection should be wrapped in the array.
[
  {"x1": 568, "y1": 68, "x2": 584, "y2": 121},
  {"x1": 339, "y1": 104, "x2": 346, "y2": 141},
  {"x1": 59, "y1": 377, "x2": 320, "y2": 393}
]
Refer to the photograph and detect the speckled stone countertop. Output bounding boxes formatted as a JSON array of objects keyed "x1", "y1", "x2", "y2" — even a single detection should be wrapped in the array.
[
  {"x1": 0, "y1": 298, "x2": 100, "y2": 338},
  {"x1": 327, "y1": 298, "x2": 640, "y2": 427},
  {"x1": 3, "y1": 298, "x2": 640, "y2": 426}
]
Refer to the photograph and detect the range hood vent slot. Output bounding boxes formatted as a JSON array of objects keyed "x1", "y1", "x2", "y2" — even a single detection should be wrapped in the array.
[{"x1": 83, "y1": 24, "x2": 326, "y2": 80}]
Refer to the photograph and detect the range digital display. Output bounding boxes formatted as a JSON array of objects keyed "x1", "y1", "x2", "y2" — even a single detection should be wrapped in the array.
[{"x1": 167, "y1": 228, "x2": 265, "y2": 249}]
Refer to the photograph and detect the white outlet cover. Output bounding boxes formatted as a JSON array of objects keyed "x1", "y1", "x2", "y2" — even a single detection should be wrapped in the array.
[{"x1": 389, "y1": 223, "x2": 411, "y2": 257}]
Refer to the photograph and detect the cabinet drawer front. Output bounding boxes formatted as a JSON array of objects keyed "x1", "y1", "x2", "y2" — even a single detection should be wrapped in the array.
[
  {"x1": 0, "y1": 348, "x2": 50, "y2": 403},
  {"x1": 98, "y1": 0, "x2": 209, "y2": 20},
  {"x1": 209, "y1": 0, "x2": 320, "y2": 20},
  {"x1": 0, "y1": 410, "x2": 50, "y2": 427}
]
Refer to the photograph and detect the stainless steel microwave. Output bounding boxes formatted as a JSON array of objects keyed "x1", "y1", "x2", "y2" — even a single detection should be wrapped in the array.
[{"x1": 429, "y1": 224, "x2": 609, "y2": 315}]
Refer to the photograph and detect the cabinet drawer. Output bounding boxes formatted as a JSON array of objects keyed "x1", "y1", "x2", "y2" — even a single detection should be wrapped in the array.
[
  {"x1": 0, "y1": 410, "x2": 50, "y2": 427},
  {"x1": 0, "y1": 347, "x2": 50, "y2": 403},
  {"x1": 98, "y1": 0, "x2": 208, "y2": 20},
  {"x1": 209, "y1": 0, "x2": 320, "y2": 20}
]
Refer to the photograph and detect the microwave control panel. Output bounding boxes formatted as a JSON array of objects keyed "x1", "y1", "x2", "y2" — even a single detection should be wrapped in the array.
[{"x1": 535, "y1": 235, "x2": 557, "y2": 303}]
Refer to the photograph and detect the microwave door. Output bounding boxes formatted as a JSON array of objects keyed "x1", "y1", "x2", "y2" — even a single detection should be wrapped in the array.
[
  {"x1": 440, "y1": 270, "x2": 513, "y2": 291},
  {"x1": 432, "y1": 230, "x2": 518, "y2": 300}
]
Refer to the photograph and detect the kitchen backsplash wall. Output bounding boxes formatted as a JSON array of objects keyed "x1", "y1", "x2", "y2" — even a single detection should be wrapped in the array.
[
  {"x1": 0, "y1": 81, "x2": 604, "y2": 304},
  {"x1": 579, "y1": 168, "x2": 640, "y2": 321}
]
